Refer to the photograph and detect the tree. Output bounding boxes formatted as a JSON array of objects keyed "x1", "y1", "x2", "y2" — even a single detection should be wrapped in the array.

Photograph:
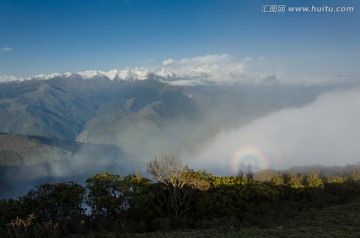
[
  {"x1": 237, "y1": 163, "x2": 257, "y2": 182},
  {"x1": 21, "y1": 182, "x2": 86, "y2": 222},
  {"x1": 86, "y1": 172, "x2": 127, "y2": 220},
  {"x1": 302, "y1": 172, "x2": 324, "y2": 188},
  {"x1": 85, "y1": 172, "x2": 154, "y2": 224},
  {"x1": 146, "y1": 154, "x2": 209, "y2": 218},
  {"x1": 254, "y1": 169, "x2": 275, "y2": 183},
  {"x1": 0, "y1": 199, "x2": 23, "y2": 225},
  {"x1": 117, "y1": 172, "x2": 155, "y2": 222}
]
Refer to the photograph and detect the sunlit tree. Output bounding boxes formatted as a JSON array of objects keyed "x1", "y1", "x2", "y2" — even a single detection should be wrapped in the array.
[{"x1": 146, "y1": 154, "x2": 210, "y2": 218}]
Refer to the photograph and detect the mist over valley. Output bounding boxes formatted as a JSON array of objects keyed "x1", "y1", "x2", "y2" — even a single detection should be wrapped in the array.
[{"x1": 1, "y1": 69, "x2": 359, "y2": 198}]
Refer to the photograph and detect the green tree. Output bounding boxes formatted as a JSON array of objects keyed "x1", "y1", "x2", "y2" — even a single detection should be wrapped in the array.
[
  {"x1": 302, "y1": 172, "x2": 324, "y2": 188},
  {"x1": 118, "y1": 173, "x2": 155, "y2": 223},
  {"x1": 86, "y1": 172, "x2": 126, "y2": 220},
  {"x1": 85, "y1": 172, "x2": 154, "y2": 224},
  {"x1": 0, "y1": 198, "x2": 23, "y2": 226},
  {"x1": 21, "y1": 182, "x2": 86, "y2": 222}
]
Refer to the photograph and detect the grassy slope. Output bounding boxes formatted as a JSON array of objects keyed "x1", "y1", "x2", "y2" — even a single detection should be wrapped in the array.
[{"x1": 132, "y1": 198, "x2": 360, "y2": 238}]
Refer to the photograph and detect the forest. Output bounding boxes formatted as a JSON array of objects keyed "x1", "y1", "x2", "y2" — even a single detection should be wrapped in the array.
[{"x1": 1, "y1": 154, "x2": 360, "y2": 237}]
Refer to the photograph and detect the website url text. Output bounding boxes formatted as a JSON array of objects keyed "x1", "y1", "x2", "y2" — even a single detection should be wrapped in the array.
[{"x1": 261, "y1": 5, "x2": 355, "y2": 13}]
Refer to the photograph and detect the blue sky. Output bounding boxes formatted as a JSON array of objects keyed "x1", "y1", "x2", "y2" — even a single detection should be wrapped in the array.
[{"x1": 0, "y1": 0, "x2": 359, "y2": 77}]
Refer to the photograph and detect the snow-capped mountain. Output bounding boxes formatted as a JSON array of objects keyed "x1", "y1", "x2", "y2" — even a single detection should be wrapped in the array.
[
  {"x1": 0, "y1": 67, "x2": 212, "y2": 84},
  {"x1": 2, "y1": 54, "x2": 353, "y2": 86},
  {"x1": 0, "y1": 68, "x2": 151, "y2": 82},
  {"x1": 0, "y1": 54, "x2": 252, "y2": 84},
  {"x1": 76, "y1": 68, "x2": 151, "y2": 81},
  {"x1": 0, "y1": 74, "x2": 20, "y2": 83},
  {"x1": 0, "y1": 68, "x2": 176, "y2": 83}
]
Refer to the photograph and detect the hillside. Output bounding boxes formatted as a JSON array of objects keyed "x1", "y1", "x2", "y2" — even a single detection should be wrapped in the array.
[
  {"x1": 0, "y1": 133, "x2": 135, "y2": 198},
  {"x1": 0, "y1": 77, "x2": 125, "y2": 140},
  {"x1": 0, "y1": 76, "x2": 335, "y2": 158},
  {"x1": 0, "y1": 133, "x2": 74, "y2": 166}
]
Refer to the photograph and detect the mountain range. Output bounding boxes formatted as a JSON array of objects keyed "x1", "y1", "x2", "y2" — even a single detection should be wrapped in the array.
[{"x1": 0, "y1": 71, "x2": 350, "y2": 198}]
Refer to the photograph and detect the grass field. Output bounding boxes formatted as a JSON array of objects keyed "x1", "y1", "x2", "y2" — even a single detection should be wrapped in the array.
[{"x1": 130, "y1": 198, "x2": 360, "y2": 238}]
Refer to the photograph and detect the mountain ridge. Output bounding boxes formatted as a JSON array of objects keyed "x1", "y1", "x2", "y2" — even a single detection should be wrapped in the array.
[{"x1": 0, "y1": 67, "x2": 206, "y2": 83}]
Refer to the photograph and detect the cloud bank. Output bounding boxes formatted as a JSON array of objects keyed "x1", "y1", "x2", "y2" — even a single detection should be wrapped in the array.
[
  {"x1": 159, "y1": 54, "x2": 247, "y2": 83},
  {"x1": 186, "y1": 89, "x2": 360, "y2": 174}
]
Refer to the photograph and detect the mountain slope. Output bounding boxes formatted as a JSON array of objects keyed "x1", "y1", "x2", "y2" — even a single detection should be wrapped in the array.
[
  {"x1": 0, "y1": 77, "x2": 124, "y2": 140},
  {"x1": 0, "y1": 76, "x2": 339, "y2": 159},
  {"x1": 0, "y1": 132, "x2": 136, "y2": 198},
  {"x1": 0, "y1": 133, "x2": 72, "y2": 166},
  {"x1": 77, "y1": 79, "x2": 202, "y2": 157}
]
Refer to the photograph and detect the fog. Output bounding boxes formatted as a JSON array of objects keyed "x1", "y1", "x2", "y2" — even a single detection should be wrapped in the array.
[
  {"x1": 0, "y1": 143, "x2": 138, "y2": 199},
  {"x1": 185, "y1": 88, "x2": 360, "y2": 175},
  {"x1": 1, "y1": 73, "x2": 360, "y2": 199}
]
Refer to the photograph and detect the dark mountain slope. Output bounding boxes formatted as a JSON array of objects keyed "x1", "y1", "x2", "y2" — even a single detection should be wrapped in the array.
[
  {"x1": 0, "y1": 133, "x2": 73, "y2": 166},
  {"x1": 0, "y1": 77, "x2": 123, "y2": 140}
]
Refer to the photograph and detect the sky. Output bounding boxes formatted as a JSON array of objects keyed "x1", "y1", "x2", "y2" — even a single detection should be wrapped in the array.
[{"x1": 0, "y1": 0, "x2": 359, "y2": 78}]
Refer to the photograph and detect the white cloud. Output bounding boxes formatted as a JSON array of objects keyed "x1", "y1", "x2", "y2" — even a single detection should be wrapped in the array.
[
  {"x1": 1, "y1": 47, "x2": 13, "y2": 52},
  {"x1": 160, "y1": 54, "x2": 247, "y2": 83},
  {"x1": 157, "y1": 54, "x2": 309, "y2": 85},
  {"x1": 162, "y1": 58, "x2": 175, "y2": 66},
  {"x1": 187, "y1": 89, "x2": 360, "y2": 173}
]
